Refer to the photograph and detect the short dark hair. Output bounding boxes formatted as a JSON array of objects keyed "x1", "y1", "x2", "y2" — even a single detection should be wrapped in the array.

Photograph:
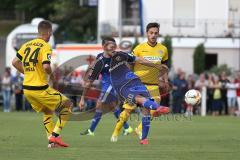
[
  {"x1": 101, "y1": 36, "x2": 116, "y2": 45},
  {"x1": 146, "y1": 22, "x2": 160, "y2": 32},
  {"x1": 38, "y1": 20, "x2": 52, "y2": 34}
]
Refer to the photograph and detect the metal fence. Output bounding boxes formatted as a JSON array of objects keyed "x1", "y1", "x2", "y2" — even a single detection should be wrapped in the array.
[{"x1": 99, "y1": 19, "x2": 240, "y2": 38}]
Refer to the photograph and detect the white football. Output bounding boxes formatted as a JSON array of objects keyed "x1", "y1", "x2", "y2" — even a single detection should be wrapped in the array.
[{"x1": 185, "y1": 89, "x2": 201, "y2": 105}]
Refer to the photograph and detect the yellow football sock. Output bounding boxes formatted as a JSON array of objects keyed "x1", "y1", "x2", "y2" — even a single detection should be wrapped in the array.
[
  {"x1": 53, "y1": 107, "x2": 71, "y2": 135},
  {"x1": 112, "y1": 110, "x2": 130, "y2": 137},
  {"x1": 43, "y1": 114, "x2": 54, "y2": 138},
  {"x1": 150, "y1": 109, "x2": 155, "y2": 116},
  {"x1": 137, "y1": 122, "x2": 142, "y2": 132}
]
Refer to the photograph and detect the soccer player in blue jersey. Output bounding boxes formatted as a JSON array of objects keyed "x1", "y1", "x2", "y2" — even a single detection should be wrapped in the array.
[
  {"x1": 103, "y1": 40, "x2": 169, "y2": 145},
  {"x1": 79, "y1": 37, "x2": 133, "y2": 136}
]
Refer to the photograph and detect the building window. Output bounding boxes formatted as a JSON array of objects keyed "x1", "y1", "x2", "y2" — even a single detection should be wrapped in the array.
[
  {"x1": 229, "y1": 0, "x2": 240, "y2": 28},
  {"x1": 173, "y1": 0, "x2": 195, "y2": 27},
  {"x1": 122, "y1": 0, "x2": 139, "y2": 25}
]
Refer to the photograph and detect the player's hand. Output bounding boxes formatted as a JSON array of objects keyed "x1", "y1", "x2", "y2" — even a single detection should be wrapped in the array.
[
  {"x1": 79, "y1": 98, "x2": 85, "y2": 111},
  {"x1": 159, "y1": 64, "x2": 169, "y2": 77}
]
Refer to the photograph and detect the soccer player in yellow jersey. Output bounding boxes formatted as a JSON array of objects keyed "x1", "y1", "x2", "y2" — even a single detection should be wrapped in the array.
[
  {"x1": 111, "y1": 22, "x2": 169, "y2": 144},
  {"x1": 12, "y1": 20, "x2": 72, "y2": 148}
]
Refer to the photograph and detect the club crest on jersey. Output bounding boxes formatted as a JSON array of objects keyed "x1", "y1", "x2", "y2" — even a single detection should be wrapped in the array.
[
  {"x1": 116, "y1": 56, "x2": 121, "y2": 61},
  {"x1": 47, "y1": 54, "x2": 51, "y2": 60},
  {"x1": 159, "y1": 50, "x2": 163, "y2": 55}
]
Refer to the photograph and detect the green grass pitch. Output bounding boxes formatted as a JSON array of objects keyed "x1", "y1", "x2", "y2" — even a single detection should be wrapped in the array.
[{"x1": 0, "y1": 112, "x2": 239, "y2": 160}]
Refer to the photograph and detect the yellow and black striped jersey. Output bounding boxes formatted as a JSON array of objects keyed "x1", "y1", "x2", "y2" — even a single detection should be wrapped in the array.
[{"x1": 17, "y1": 38, "x2": 52, "y2": 88}]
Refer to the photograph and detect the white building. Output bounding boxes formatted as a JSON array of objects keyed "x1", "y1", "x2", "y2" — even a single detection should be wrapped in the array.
[{"x1": 98, "y1": 0, "x2": 240, "y2": 73}]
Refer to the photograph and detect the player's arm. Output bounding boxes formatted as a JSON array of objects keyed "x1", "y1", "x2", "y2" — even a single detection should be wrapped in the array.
[
  {"x1": 12, "y1": 57, "x2": 24, "y2": 74},
  {"x1": 136, "y1": 57, "x2": 168, "y2": 72},
  {"x1": 160, "y1": 47, "x2": 169, "y2": 82},
  {"x1": 12, "y1": 49, "x2": 25, "y2": 74},
  {"x1": 42, "y1": 45, "x2": 53, "y2": 80},
  {"x1": 159, "y1": 60, "x2": 169, "y2": 83},
  {"x1": 79, "y1": 78, "x2": 94, "y2": 110},
  {"x1": 42, "y1": 63, "x2": 54, "y2": 82},
  {"x1": 43, "y1": 63, "x2": 52, "y2": 75},
  {"x1": 79, "y1": 59, "x2": 103, "y2": 110}
]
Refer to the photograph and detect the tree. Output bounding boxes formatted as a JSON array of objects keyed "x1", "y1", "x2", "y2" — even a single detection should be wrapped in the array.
[
  {"x1": 162, "y1": 35, "x2": 173, "y2": 68},
  {"x1": 209, "y1": 64, "x2": 232, "y2": 76},
  {"x1": 15, "y1": 0, "x2": 57, "y2": 21},
  {"x1": 12, "y1": 0, "x2": 97, "y2": 42},
  {"x1": 193, "y1": 43, "x2": 206, "y2": 74},
  {"x1": 50, "y1": 0, "x2": 97, "y2": 42},
  {"x1": 0, "y1": 0, "x2": 16, "y2": 10}
]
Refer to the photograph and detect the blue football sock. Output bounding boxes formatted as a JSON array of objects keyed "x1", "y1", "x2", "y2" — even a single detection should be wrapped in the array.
[
  {"x1": 143, "y1": 99, "x2": 158, "y2": 110},
  {"x1": 113, "y1": 107, "x2": 130, "y2": 129},
  {"x1": 89, "y1": 109, "x2": 102, "y2": 132},
  {"x1": 142, "y1": 115, "x2": 151, "y2": 140}
]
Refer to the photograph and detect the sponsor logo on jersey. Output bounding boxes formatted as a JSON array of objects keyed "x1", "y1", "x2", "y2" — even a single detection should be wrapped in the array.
[{"x1": 143, "y1": 56, "x2": 162, "y2": 62}]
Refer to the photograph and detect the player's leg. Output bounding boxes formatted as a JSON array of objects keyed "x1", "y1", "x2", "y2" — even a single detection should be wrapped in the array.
[
  {"x1": 140, "y1": 108, "x2": 151, "y2": 145},
  {"x1": 111, "y1": 107, "x2": 133, "y2": 142},
  {"x1": 136, "y1": 85, "x2": 166, "y2": 135},
  {"x1": 42, "y1": 108, "x2": 54, "y2": 139},
  {"x1": 48, "y1": 98, "x2": 72, "y2": 148},
  {"x1": 81, "y1": 86, "x2": 117, "y2": 135},
  {"x1": 25, "y1": 96, "x2": 55, "y2": 141},
  {"x1": 52, "y1": 100, "x2": 72, "y2": 135},
  {"x1": 113, "y1": 105, "x2": 133, "y2": 135},
  {"x1": 120, "y1": 82, "x2": 159, "y2": 111},
  {"x1": 23, "y1": 88, "x2": 71, "y2": 147},
  {"x1": 81, "y1": 101, "x2": 103, "y2": 136},
  {"x1": 41, "y1": 107, "x2": 57, "y2": 147},
  {"x1": 39, "y1": 87, "x2": 72, "y2": 147}
]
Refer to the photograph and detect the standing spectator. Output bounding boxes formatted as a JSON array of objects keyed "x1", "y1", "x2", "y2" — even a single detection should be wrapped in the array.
[
  {"x1": 12, "y1": 72, "x2": 24, "y2": 111},
  {"x1": 235, "y1": 72, "x2": 240, "y2": 113},
  {"x1": 207, "y1": 74, "x2": 215, "y2": 114},
  {"x1": 195, "y1": 73, "x2": 208, "y2": 91},
  {"x1": 219, "y1": 72, "x2": 230, "y2": 115},
  {"x1": 172, "y1": 71, "x2": 188, "y2": 113},
  {"x1": 210, "y1": 76, "x2": 222, "y2": 116},
  {"x1": 226, "y1": 77, "x2": 238, "y2": 116},
  {"x1": 1, "y1": 68, "x2": 12, "y2": 112}
]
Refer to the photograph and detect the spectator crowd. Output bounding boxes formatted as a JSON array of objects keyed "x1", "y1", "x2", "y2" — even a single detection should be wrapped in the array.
[
  {"x1": 170, "y1": 69, "x2": 240, "y2": 116},
  {"x1": 1, "y1": 66, "x2": 240, "y2": 117}
]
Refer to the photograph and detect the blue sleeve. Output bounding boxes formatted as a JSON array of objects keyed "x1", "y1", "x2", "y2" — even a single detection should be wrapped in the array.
[
  {"x1": 126, "y1": 52, "x2": 136, "y2": 63},
  {"x1": 88, "y1": 58, "x2": 104, "y2": 81}
]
